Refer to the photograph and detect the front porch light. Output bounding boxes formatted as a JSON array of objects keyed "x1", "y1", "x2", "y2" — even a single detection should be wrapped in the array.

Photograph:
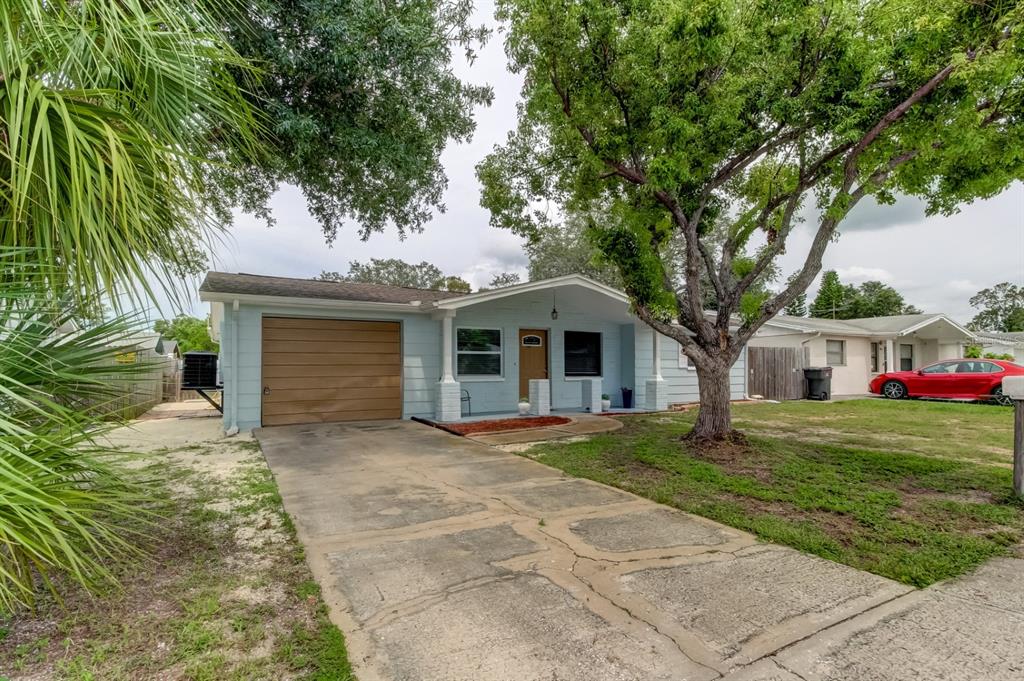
[{"x1": 551, "y1": 290, "x2": 558, "y2": 320}]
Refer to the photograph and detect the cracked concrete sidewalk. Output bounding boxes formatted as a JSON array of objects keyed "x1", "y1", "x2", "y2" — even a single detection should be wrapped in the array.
[{"x1": 255, "y1": 421, "x2": 1024, "y2": 681}]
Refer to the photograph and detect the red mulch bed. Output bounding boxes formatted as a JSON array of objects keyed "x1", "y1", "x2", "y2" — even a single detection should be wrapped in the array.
[{"x1": 443, "y1": 416, "x2": 572, "y2": 436}]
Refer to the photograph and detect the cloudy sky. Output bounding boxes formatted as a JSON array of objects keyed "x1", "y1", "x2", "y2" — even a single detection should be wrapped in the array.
[{"x1": 165, "y1": 1, "x2": 1023, "y2": 325}]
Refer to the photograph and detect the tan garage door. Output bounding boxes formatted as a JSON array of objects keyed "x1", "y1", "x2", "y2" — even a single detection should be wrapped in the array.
[{"x1": 261, "y1": 317, "x2": 402, "y2": 426}]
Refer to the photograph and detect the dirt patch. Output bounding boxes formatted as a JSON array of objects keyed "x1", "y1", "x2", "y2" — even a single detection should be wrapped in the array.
[
  {"x1": 684, "y1": 437, "x2": 775, "y2": 484},
  {"x1": 440, "y1": 416, "x2": 573, "y2": 436}
]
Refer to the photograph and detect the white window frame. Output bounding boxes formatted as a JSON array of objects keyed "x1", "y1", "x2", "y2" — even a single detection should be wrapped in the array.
[
  {"x1": 563, "y1": 330, "x2": 603, "y2": 378},
  {"x1": 900, "y1": 343, "x2": 914, "y2": 372},
  {"x1": 678, "y1": 342, "x2": 694, "y2": 370},
  {"x1": 826, "y1": 339, "x2": 846, "y2": 366},
  {"x1": 455, "y1": 326, "x2": 504, "y2": 381}
]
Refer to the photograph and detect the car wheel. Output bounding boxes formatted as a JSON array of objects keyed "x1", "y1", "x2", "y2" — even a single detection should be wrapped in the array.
[
  {"x1": 991, "y1": 386, "x2": 1012, "y2": 406},
  {"x1": 882, "y1": 380, "x2": 906, "y2": 399}
]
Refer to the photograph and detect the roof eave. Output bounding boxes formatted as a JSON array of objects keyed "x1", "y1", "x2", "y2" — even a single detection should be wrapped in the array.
[{"x1": 198, "y1": 290, "x2": 430, "y2": 313}]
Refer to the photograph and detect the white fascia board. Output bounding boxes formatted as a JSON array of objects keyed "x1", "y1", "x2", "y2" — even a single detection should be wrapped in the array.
[
  {"x1": 434, "y1": 274, "x2": 630, "y2": 310},
  {"x1": 197, "y1": 291, "x2": 429, "y2": 314},
  {"x1": 897, "y1": 315, "x2": 975, "y2": 340}
]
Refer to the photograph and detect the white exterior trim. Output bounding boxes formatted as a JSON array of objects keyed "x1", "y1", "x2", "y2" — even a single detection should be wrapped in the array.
[
  {"x1": 896, "y1": 314, "x2": 974, "y2": 339},
  {"x1": 434, "y1": 274, "x2": 630, "y2": 310}
]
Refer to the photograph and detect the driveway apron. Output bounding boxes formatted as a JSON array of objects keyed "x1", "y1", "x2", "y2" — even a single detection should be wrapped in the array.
[{"x1": 255, "y1": 421, "x2": 914, "y2": 681}]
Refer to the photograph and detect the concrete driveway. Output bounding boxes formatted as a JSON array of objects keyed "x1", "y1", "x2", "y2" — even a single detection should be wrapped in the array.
[{"x1": 255, "y1": 421, "x2": 1024, "y2": 681}]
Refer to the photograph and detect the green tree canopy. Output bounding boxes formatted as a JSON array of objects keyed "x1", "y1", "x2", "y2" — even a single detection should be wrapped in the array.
[
  {"x1": 484, "y1": 272, "x2": 523, "y2": 289},
  {"x1": 154, "y1": 315, "x2": 218, "y2": 353},
  {"x1": 969, "y1": 282, "x2": 1024, "y2": 332},
  {"x1": 317, "y1": 259, "x2": 472, "y2": 292},
  {"x1": 525, "y1": 215, "x2": 622, "y2": 287},
  {"x1": 810, "y1": 272, "x2": 921, "y2": 319},
  {"x1": 215, "y1": 0, "x2": 493, "y2": 243},
  {"x1": 479, "y1": 0, "x2": 1023, "y2": 438}
]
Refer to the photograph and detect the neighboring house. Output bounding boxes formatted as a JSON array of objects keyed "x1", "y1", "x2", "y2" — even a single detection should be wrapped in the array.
[
  {"x1": 199, "y1": 272, "x2": 749, "y2": 431},
  {"x1": 162, "y1": 339, "x2": 181, "y2": 360},
  {"x1": 975, "y1": 331, "x2": 1024, "y2": 362},
  {"x1": 752, "y1": 314, "x2": 976, "y2": 395}
]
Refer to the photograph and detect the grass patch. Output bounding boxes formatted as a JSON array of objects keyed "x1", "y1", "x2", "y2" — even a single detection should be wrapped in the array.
[
  {"x1": 526, "y1": 401, "x2": 1023, "y2": 587},
  {"x1": 0, "y1": 437, "x2": 356, "y2": 680}
]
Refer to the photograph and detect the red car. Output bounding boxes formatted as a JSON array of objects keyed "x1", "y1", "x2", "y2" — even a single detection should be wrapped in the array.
[{"x1": 869, "y1": 359, "x2": 1024, "y2": 405}]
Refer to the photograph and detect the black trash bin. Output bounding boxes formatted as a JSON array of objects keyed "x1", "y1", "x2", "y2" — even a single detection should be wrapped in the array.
[
  {"x1": 804, "y1": 367, "x2": 833, "y2": 401},
  {"x1": 621, "y1": 387, "x2": 634, "y2": 409}
]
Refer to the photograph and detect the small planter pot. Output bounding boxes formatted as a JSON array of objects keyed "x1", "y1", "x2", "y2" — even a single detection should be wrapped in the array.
[
  {"x1": 600, "y1": 399, "x2": 611, "y2": 412},
  {"x1": 517, "y1": 401, "x2": 530, "y2": 415}
]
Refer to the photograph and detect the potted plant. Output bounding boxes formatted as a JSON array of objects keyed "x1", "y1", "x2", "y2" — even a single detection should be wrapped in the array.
[
  {"x1": 600, "y1": 394, "x2": 611, "y2": 412},
  {"x1": 518, "y1": 396, "x2": 530, "y2": 415}
]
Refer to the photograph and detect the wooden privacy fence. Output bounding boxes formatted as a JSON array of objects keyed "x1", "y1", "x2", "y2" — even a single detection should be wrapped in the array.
[
  {"x1": 748, "y1": 346, "x2": 810, "y2": 401},
  {"x1": 94, "y1": 355, "x2": 176, "y2": 420}
]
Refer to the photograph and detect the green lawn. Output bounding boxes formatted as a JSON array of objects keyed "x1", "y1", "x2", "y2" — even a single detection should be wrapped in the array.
[
  {"x1": 525, "y1": 399, "x2": 1023, "y2": 587},
  {"x1": 0, "y1": 438, "x2": 354, "y2": 681}
]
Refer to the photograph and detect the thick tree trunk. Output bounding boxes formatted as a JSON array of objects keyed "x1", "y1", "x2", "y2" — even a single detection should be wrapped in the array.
[{"x1": 691, "y1": 360, "x2": 735, "y2": 441}]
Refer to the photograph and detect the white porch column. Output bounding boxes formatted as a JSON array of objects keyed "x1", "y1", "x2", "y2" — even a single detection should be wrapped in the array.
[
  {"x1": 580, "y1": 377, "x2": 602, "y2": 413},
  {"x1": 886, "y1": 338, "x2": 896, "y2": 373},
  {"x1": 646, "y1": 330, "x2": 668, "y2": 411},
  {"x1": 440, "y1": 310, "x2": 455, "y2": 383},
  {"x1": 529, "y1": 379, "x2": 550, "y2": 416},
  {"x1": 434, "y1": 310, "x2": 461, "y2": 421}
]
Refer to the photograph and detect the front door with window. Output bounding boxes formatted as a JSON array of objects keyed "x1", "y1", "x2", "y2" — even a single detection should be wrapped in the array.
[{"x1": 518, "y1": 329, "x2": 548, "y2": 398}]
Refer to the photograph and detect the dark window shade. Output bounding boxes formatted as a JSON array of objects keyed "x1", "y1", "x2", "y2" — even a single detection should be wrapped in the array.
[
  {"x1": 457, "y1": 354, "x2": 501, "y2": 376},
  {"x1": 564, "y1": 331, "x2": 601, "y2": 376}
]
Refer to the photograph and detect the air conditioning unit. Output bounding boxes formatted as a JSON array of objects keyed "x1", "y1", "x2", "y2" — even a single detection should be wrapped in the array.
[{"x1": 182, "y1": 351, "x2": 219, "y2": 390}]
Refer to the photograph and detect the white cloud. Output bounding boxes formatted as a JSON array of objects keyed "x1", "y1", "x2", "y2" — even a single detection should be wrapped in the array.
[{"x1": 835, "y1": 266, "x2": 893, "y2": 283}]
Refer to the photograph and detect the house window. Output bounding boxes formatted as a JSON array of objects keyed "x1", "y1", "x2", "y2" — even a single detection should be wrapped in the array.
[
  {"x1": 826, "y1": 339, "x2": 846, "y2": 366},
  {"x1": 900, "y1": 344, "x2": 914, "y2": 371},
  {"x1": 679, "y1": 343, "x2": 690, "y2": 369},
  {"x1": 564, "y1": 331, "x2": 601, "y2": 376},
  {"x1": 456, "y1": 328, "x2": 502, "y2": 377},
  {"x1": 870, "y1": 343, "x2": 879, "y2": 373}
]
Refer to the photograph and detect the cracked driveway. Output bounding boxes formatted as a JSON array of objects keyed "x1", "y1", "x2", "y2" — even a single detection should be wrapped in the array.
[{"x1": 255, "y1": 421, "x2": 1024, "y2": 681}]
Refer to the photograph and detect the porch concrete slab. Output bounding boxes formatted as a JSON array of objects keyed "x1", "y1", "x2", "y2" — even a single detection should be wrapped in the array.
[
  {"x1": 370, "y1": 573, "x2": 714, "y2": 681},
  {"x1": 550, "y1": 415, "x2": 623, "y2": 435},
  {"x1": 325, "y1": 524, "x2": 543, "y2": 623},
  {"x1": 616, "y1": 545, "x2": 911, "y2": 665},
  {"x1": 502, "y1": 478, "x2": 634, "y2": 513},
  {"x1": 569, "y1": 508, "x2": 738, "y2": 552},
  {"x1": 775, "y1": 588, "x2": 1024, "y2": 680},
  {"x1": 466, "y1": 427, "x2": 566, "y2": 445}
]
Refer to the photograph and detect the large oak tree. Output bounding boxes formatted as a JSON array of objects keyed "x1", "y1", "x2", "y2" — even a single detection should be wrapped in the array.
[{"x1": 478, "y1": 0, "x2": 1024, "y2": 440}]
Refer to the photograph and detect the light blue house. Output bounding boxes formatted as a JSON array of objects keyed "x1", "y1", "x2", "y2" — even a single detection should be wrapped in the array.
[{"x1": 200, "y1": 272, "x2": 748, "y2": 431}]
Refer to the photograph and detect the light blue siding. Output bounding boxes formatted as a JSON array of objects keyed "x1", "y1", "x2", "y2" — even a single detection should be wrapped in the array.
[
  {"x1": 632, "y1": 325, "x2": 747, "y2": 406},
  {"x1": 452, "y1": 291, "x2": 628, "y2": 412},
  {"x1": 220, "y1": 303, "x2": 439, "y2": 431},
  {"x1": 217, "y1": 295, "x2": 748, "y2": 430}
]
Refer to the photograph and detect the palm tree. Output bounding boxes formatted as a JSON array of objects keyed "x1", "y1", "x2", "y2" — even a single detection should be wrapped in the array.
[{"x1": 0, "y1": 0, "x2": 263, "y2": 609}]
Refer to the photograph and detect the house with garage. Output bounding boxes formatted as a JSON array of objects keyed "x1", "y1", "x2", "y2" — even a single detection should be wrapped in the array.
[
  {"x1": 751, "y1": 313, "x2": 977, "y2": 396},
  {"x1": 199, "y1": 272, "x2": 749, "y2": 431}
]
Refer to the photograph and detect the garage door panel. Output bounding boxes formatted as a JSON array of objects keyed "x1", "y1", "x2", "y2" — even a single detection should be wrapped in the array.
[
  {"x1": 262, "y1": 397, "x2": 402, "y2": 417},
  {"x1": 261, "y1": 318, "x2": 402, "y2": 426},
  {"x1": 262, "y1": 352, "x2": 400, "y2": 367},
  {"x1": 262, "y1": 317, "x2": 397, "y2": 332},
  {"x1": 263, "y1": 409, "x2": 401, "y2": 426},
  {"x1": 264, "y1": 386, "x2": 401, "y2": 403},
  {"x1": 264, "y1": 375, "x2": 402, "y2": 390},
  {"x1": 262, "y1": 328, "x2": 399, "y2": 343},
  {"x1": 262, "y1": 340, "x2": 399, "y2": 355},
  {"x1": 262, "y1": 364, "x2": 405, "y2": 378}
]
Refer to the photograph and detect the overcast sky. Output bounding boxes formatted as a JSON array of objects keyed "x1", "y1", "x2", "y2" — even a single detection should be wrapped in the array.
[{"x1": 163, "y1": 1, "x2": 1024, "y2": 325}]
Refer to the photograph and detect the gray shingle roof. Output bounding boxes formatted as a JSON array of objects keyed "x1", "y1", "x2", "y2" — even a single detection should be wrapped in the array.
[
  {"x1": 768, "y1": 313, "x2": 964, "y2": 336},
  {"x1": 199, "y1": 272, "x2": 465, "y2": 305}
]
